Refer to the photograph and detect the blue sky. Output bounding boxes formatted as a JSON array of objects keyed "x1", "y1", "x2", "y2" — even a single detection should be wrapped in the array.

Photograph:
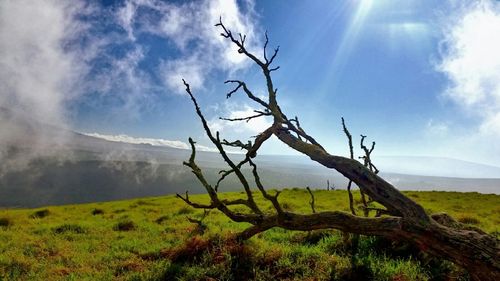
[{"x1": 2, "y1": 0, "x2": 500, "y2": 167}]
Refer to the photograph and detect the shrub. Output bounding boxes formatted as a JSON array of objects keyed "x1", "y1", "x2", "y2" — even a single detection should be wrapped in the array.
[
  {"x1": 0, "y1": 217, "x2": 13, "y2": 228},
  {"x1": 0, "y1": 259, "x2": 31, "y2": 279},
  {"x1": 30, "y1": 209, "x2": 50, "y2": 219},
  {"x1": 333, "y1": 263, "x2": 373, "y2": 281},
  {"x1": 255, "y1": 247, "x2": 283, "y2": 268},
  {"x1": 164, "y1": 226, "x2": 176, "y2": 233},
  {"x1": 52, "y1": 224, "x2": 87, "y2": 234},
  {"x1": 176, "y1": 206, "x2": 193, "y2": 215},
  {"x1": 91, "y1": 208, "x2": 104, "y2": 215},
  {"x1": 166, "y1": 236, "x2": 211, "y2": 263},
  {"x1": 281, "y1": 202, "x2": 295, "y2": 211},
  {"x1": 135, "y1": 200, "x2": 157, "y2": 206},
  {"x1": 114, "y1": 220, "x2": 136, "y2": 231},
  {"x1": 115, "y1": 259, "x2": 145, "y2": 276},
  {"x1": 155, "y1": 215, "x2": 170, "y2": 224}
]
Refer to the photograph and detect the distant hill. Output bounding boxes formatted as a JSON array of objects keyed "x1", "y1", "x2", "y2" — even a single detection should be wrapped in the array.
[
  {"x1": 374, "y1": 155, "x2": 500, "y2": 179},
  {"x1": 1, "y1": 107, "x2": 499, "y2": 207}
]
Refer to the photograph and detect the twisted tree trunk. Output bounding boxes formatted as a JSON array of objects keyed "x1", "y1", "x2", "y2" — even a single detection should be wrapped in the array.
[{"x1": 275, "y1": 128, "x2": 500, "y2": 280}]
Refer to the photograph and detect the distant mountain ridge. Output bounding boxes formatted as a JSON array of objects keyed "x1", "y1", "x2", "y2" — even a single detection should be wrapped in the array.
[
  {"x1": 374, "y1": 155, "x2": 500, "y2": 179},
  {"x1": 1, "y1": 108, "x2": 499, "y2": 207},
  {"x1": 83, "y1": 133, "x2": 500, "y2": 179}
]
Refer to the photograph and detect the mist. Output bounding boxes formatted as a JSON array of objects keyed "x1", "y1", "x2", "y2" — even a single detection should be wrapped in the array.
[{"x1": 0, "y1": 0, "x2": 93, "y2": 176}]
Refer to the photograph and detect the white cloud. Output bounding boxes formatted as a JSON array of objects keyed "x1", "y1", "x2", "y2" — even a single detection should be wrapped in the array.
[
  {"x1": 480, "y1": 112, "x2": 500, "y2": 135},
  {"x1": 437, "y1": 0, "x2": 500, "y2": 136},
  {"x1": 158, "y1": 6, "x2": 189, "y2": 39},
  {"x1": 84, "y1": 132, "x2": 215, "y2": 151},
  {"x1": 159, "y1": 54, "x2": 206, "y2": 94},
  {"x1": 85, "y1": 132, "x2": 188, "y2": 149},
  {"x1": 90, "y1": 45, "x2": 157, "y2": 118},
  {"x1": 425, "y1": 119, "x2": 449, "y2": 137},
  {"x1": 383, "y1": 21, "x2": 429, "y2": 46},
  {"x1": 209, "y1": 104, "x2": 272, "y2": 134},
  {"x1": 116, "y1": 0, "x2": 261, "y2": 93},
  {"x1": 116, "y1": 0, "x2": 138, "y2": 40}
]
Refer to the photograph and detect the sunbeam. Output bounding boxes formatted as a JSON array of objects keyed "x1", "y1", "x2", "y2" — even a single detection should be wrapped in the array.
[{"x1": 317, "y1": 0, "x2": 374, "y2": 97}]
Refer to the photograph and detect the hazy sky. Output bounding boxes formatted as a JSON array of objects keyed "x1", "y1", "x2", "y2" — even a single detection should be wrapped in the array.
[{"x1": 1, "y1": 0, "x2": 500, "y2": 166}]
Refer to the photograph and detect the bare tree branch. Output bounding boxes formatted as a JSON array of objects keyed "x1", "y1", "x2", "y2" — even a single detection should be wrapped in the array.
[
  {"x1": 263, "y1": 31, "x2": 269, "y2": 63},
  {"x1": 177, "y1": 191, "x2": 215, "y2": 209},
  {"x1": 215, "y1": 158, "x2": 249, "y2": 191},
  {"x1": 187, "y1": 209, "x2": 211, "y2": 235},
  {"x1": 219, "y1": 110, "x2": 271, "y2": 123},
  {"x1": 284, "y1": 116, "x2": 325, "y2": 149},
  {"x1": 225, "y1": 80, "x2": 269, "y2": 108},
  {"x1": 221, "y1": 139, "x2": 252, "y2": 150},
  {"x1": 358, "y1": 134, "x2": 380, "y2": 216},
  {"x1": 183, "y1": 80, "x2": 262, "y2": 215},
  {"x1": 360, "y1": 134, "x2": 379, "y2": 174},
  {"x1": 360, "y1": 190, "x2": 370, "y2": 217},
  {"x1": 246, "y1": 125, "x2": 275, "y2": 159},
  {"x1": 341, "y1": 117, "x2": 356, "y2": 216},
  {"x1": 306, "y1": 186, "x2": 316, "y2": 214},
  {"x1": 269, "y1": 66, "x2": 280, "y2": 72},
  {"x1": 248, "y1": 159, "x2": 283, "y2": 215},
  {"x1": 267, "y1": 47, "x2": 279, "y2": 66}
]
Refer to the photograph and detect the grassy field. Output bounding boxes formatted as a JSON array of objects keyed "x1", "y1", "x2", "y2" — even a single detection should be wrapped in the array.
[{"x1": 0, "y1": 189, "x2": 499, "y2": 280}]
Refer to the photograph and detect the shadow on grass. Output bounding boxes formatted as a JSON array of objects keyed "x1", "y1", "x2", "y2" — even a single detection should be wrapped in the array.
[{"x1": 138, "y1": 232, "x2": 470, "y2": 281}]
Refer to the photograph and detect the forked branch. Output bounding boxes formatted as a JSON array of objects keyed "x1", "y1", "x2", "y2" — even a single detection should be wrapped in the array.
[{"x1": 341, "y1": 117, "x2": 356, "y2": 216}]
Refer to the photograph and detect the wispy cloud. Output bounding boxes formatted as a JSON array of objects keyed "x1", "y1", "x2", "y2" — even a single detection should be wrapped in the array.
[
  {"x1": 88, "y1": 44, "x2": 158, "y2": 118},
  {"x1": 418, "y1": 0, "x2": 500, "y2": 166},
  {"x1": 159, "y1": 54, "x2": 206, "y2": 93},
  {"x1": 0, "y1": 0, "x2": 90, "y2": 127},
  {"x1": 84, "y1": 132, "x2": 215, "y2": 152},
  {"x1": 209, "y1": 103, "x2": 272, "y2": 135},
  {"x1": 116, "y1": 0, "x2": 261, "y2": 93},
  {"x1": 437, "y1": 0, "x2": 500, "y2": 136},
  {"x1": 425, "y1": 119, "x2": 449, "y2": 137}
]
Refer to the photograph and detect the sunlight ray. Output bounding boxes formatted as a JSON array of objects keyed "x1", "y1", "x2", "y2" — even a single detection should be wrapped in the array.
[{"x1": 318, "y1": 0, "x2": 374, "y2": 98}]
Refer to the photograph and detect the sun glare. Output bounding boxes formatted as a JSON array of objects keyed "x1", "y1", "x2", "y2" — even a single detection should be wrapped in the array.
[
  {"x1": 336, "y1": 0, "x2": 374, "y2": 60},
  {"x1": 317, "y1": 0, "x2": 374, "y2": 97}
]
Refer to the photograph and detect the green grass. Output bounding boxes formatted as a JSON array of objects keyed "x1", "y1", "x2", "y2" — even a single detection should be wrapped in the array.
[{"x1": 0, "y1": 190, "x2": 498, "y2": 280}]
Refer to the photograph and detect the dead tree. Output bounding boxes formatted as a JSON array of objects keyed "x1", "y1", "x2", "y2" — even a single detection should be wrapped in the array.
[{"x1": 177, "y1": 18, "x2": 500, "y2": 280}]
